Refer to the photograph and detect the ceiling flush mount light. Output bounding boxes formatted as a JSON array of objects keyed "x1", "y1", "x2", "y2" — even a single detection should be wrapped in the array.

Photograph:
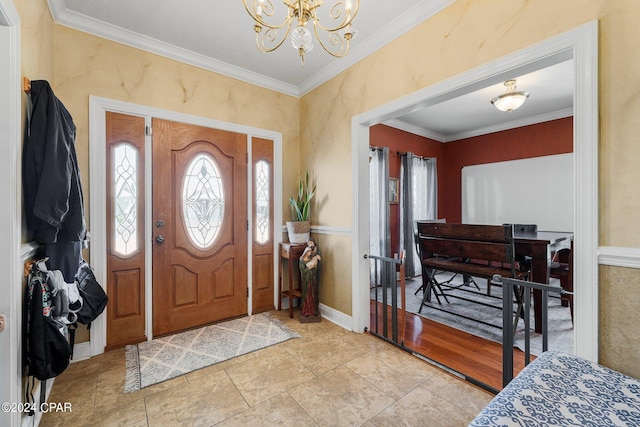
[
  {"x1": 242, "y1": 0, "x2": 359, "y2": 65},
  {"x1": 491, "y1": 79, "x2": 530, "y2": 113}
]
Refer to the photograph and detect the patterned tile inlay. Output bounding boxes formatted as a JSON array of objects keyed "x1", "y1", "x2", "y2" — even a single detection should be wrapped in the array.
[{"x1": 124, "y1": 313, "x2": 299, "y2": 392}]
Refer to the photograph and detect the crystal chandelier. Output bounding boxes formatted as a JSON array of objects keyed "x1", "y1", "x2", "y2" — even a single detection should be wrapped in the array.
[
  {"x1": 490, "y1": 79, "x2": 530, "y2": 113},
  {"x1": 242, "y1": 0, "x2": 359, "y2": 65}
]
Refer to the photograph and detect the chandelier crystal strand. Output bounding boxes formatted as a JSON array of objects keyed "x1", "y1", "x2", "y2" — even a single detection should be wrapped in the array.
[
  {"x1": 291, "y1": 26, "x2": 314, "y2": 65},
  {"x1": 243, "y1": 0, "x2": 359, "y2": 64}
]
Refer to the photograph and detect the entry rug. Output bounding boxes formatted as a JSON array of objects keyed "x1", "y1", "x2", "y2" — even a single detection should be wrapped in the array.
[{"x1": 124, "y1": 313, "x2": 300, "y2": 393}]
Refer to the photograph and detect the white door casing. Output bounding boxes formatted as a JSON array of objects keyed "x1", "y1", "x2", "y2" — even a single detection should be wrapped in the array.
[
  {"x1": 352, "y1": 21, "x2": 599, "y2": 361},
  {"x1": 89, "y1": 97, "x2": 283, "y2": 353},
  {"x1": 0, "y1": 1, "x2": 22, "y2": 426}
]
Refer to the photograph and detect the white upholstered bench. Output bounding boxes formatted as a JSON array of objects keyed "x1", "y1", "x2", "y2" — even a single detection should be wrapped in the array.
[{"x1": 469, "y1": 351, "x2": 640, "y2": 426}]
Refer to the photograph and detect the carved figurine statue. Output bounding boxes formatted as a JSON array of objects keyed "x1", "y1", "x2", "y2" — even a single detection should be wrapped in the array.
[{"x1": 299, "y1": 238, "x2": 321, "y2": 323}]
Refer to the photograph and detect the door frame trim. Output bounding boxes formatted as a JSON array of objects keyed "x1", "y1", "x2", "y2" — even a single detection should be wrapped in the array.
[
  {"x1": 89, "y1": 96, "x2": 283, "y2": 354},
  {"x1": 352, "y1": 21, "x2": 599, "y2": 361},
  {"x1": 0, "y1": 1, "x2": 21, "y2": 426}
]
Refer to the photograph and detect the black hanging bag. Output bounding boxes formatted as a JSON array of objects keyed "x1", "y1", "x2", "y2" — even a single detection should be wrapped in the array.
[
  {"x1": 74, "y1": 261, "x2": 108, "y2": 326},
  {"x1": 24, "y1": 262, "x2": 73, "y2": 416},
  {"x1": 24, "y1": 265, "x2": 72, "y2": 381}
]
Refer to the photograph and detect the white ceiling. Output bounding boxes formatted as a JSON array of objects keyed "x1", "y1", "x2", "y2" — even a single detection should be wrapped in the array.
[
  {"x1": 48, "y1": 0, "x2": 574, "y2": 142},
  {"x1": 49, "y1": 0, "x2": 456, "y2": 96},
  {"x1": 389, "y1": 59, "x2": 574, "y2": 142}
]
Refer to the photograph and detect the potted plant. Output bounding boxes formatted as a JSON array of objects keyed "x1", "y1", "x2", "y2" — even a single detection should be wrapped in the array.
[{"x1": 287, "y1": 171, "x2": 316, "y2": 244}]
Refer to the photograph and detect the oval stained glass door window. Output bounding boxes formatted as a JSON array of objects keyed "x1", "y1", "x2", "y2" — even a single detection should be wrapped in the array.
[{"x1": 182, "y1": 153, "x2": 224, "y2": 249}]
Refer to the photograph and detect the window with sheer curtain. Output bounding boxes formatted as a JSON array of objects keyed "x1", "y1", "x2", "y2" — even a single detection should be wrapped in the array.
[
  {"x1": 369, "y1": 147, "x2": 391, "y2": 285},
  {"x1": 400, "y1": 153, "x2": 437, "y2": 277}
]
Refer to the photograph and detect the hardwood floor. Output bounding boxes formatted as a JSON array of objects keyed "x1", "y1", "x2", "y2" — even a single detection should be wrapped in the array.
[{"x1": 370, "y1": 300, "x2": 529, "y2": 392}]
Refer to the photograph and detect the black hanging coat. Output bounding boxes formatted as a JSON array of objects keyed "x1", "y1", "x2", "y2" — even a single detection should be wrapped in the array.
[{"x1": 23, "y1": 80, "x2": 86, "y2": 244}]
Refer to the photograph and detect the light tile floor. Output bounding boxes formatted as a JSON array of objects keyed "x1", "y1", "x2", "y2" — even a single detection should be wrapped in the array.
[{"x1": 40, "y1": 309, "x2": 493, "y2": 427}]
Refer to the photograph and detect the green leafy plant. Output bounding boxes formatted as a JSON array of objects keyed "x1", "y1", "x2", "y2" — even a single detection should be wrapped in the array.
[{"x1": 289, "y1": 171, "x2": 316, "y2": 222}]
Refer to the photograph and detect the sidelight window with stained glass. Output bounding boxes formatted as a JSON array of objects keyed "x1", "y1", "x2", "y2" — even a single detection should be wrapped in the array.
[
  {"x1": 182, "y1": 153, "x2": 225, "y2": 249},
  {"x1": 255, "y1": 160, "x2": 270, "y2": 244},
  {"x1": 113, "y1": 143, "x2": 138, "y2": 256}
]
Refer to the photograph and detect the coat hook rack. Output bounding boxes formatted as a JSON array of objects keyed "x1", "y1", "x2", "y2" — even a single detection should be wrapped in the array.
[{"x1": 23, "y1": 77, "x2": 31, "y2": 94}]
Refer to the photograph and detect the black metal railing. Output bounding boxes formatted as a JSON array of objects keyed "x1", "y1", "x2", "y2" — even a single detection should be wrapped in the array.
[
  {"x1": 366, "y1": 252, "x2": 406, "y2": 347},
  {"x1": 493, "y1": 275, "x2": 566, "y2": 386}
]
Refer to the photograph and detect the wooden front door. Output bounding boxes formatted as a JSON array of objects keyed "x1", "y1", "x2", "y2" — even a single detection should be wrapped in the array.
[
  {"x1": 105, "y1": 112, "x2": 147, "y2": 349},
  {"x1": 152, "y1": 118, "x2": 248, "y2": 336},
  {"x1": 251, "y1": 138, "x2": 275, "y2": 313}
]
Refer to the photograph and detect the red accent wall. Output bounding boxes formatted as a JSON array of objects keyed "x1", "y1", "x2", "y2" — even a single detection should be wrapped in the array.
[
  {"x1": 441, "y1": 117, "x2": 573, "y2": 223},
  {"x1": 369, "y1": 117, "x2": 573, "y2": 254}
]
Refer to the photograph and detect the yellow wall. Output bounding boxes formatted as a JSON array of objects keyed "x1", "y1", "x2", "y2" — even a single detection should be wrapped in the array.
[
  {"x1": 16, "y1": 0, "x2": 640, "y2": 378},
  {"x1": 17, "y1": 0, "x2": 53, "y2": 81},
  {"x1": 16, "y1": 0, "x2": 301, "y2": 344},
  {"x1": 301, "y1": 0, "x2": 640, "y2": 378},
  {"x1": 51, "y1": 25, "x2": 301, "y2": 233},
  {"x1": 599, "y1": 265, "x2": 640, "y2": 374},
  {"x1": 49, "y1": 26, "x2": 301, "y2": 341}
]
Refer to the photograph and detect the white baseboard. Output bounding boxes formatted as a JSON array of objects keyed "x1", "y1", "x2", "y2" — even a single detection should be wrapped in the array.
[
  {"x1": 19, "y1": 343, "x2": 87, "y2": 426},
  {"x1": 277, "y1": 303, "x2": 353, "y2": 332},
  {"x1": 20, "y1": 377, "x2": 54, "y2": 427},
  {"x1": 71, "y1": 342, "x2": 91, "y2": 363},
  {"x1": 319, "y1": 303, "x2": 352, "y2": 331}
]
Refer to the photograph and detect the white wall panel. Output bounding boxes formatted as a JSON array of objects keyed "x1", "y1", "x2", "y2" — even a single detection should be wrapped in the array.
[{"x1": 462, "y1": 153, "x2": 573, "y2": 232}]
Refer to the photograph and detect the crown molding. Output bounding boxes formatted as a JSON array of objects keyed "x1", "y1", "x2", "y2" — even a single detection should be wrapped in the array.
[
  {"x1": 47, "y1": 0, "x2": 300, "y2": 96},
  {"x1": 46, "y1": 0, "x2": 66, "y2": 19},
  {"x1": 384, "y1": 108, "x2": 573, "y2": 143},
  {"x1": 444, "y1": 107, "x2": 574, "y2": 141},
  {"x1": 48, "y1": 0, "x2": 455, "y2": 98},
  {"x1": 0, "y1": 0, "x2": 19, "y2": 24},
  {"x1": 383, "y1": 119, "x2": 447, "y2": 143},
  {"x1": 297, "y1": 0, "x2": 457, "y2": 96}
]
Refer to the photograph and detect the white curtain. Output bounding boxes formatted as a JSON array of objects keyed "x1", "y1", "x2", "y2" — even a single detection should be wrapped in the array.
[
  {"x1": 400, "y1": 153, "x2": 437, "y2": 277},
  {"x1": 369, "y1": 147, "x2": 391, "y2": 285}
]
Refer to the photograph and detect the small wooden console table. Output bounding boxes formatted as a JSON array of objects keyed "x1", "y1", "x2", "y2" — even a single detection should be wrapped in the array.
[{"x1": 278, "y1": 242, "x2": 306, "y2": 318}]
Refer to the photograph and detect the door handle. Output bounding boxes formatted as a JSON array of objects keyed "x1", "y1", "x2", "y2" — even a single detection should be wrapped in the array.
[{"x1": 156, "y1": 235, "x2": 165, "y2": 244}]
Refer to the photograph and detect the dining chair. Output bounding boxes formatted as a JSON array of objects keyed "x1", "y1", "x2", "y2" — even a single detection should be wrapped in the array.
[
  {"x1": 550, "y1": 242, "x2": 574, "y2": 323},
  {"x1": 413, "y1": 219, "x2": 447, "y2": 297}
]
